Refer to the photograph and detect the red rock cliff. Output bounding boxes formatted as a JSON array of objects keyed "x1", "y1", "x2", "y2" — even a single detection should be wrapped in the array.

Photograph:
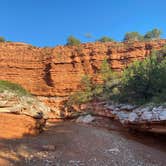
[{"x1": 0, "y1": 40, "x2": 166, "y2": 98}]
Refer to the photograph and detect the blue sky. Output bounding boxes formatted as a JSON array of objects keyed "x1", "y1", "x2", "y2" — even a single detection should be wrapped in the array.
[{"x1": 0, "y1": 0, "x2": 165, "y2": 46}]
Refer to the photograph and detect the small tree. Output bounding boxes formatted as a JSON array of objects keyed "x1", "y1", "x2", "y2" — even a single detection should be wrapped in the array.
[
  {"x1": 123, "y1": 32, "x2": 143, "y2": 42},
  {"x1": 100, "y1": 59, "x2": 120, "y2": 100},
  {"x1": 157, "y1": 45, "x2": 166, "y2": 58},
  {"x1": 100, "y1": 59, "x2": 112, "y2": 81},
  {"x1": 121, "y1": 51, "x2": 166, "y2": 103},
  {"x1": 144, "y1": 28, "x2": 162, "y2": 40},
  {"x1": 67, "y1": 75, "x2": 94, "y2": 105},
  {"x1": 97, "y1": 36, "x2": 115, "y2": 43},
  {"x1": 66, "y1": 35, "x2": 81, "y2": 46},
  {"x1": 0, "y1": 37, "x2": 5, "y2": 42}
]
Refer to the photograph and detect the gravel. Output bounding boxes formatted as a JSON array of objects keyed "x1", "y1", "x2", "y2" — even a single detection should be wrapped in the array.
[{"x1": 0, "y1": 121, "x2": 166, "y2": 166}]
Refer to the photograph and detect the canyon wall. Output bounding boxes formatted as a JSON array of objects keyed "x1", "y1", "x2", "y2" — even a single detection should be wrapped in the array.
[{"x1": 0, "y1": 40, "x2": 166, "y2": 114}]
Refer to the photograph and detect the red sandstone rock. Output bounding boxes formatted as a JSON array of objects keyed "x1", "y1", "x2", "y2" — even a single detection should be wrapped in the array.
[
  {"x1": 0, "y1": 113, "x2": 45, "y2": 139},
  {"x1": 0, "y1": 40, "x2": 165, "y2": 98}
]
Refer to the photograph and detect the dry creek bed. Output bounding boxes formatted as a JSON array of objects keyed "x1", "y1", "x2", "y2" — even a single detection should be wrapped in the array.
[{"x1": 0, "y1": 116, "x2": 166, "y2": 166}]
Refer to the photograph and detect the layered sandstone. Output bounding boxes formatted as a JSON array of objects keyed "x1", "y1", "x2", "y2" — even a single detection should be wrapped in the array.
[
  {"x1": 0, "y1": 40, "x2": 165, "y2": 98},
  {"x1": 0, "y1": 113, "x2": 45, "y2": 139}
]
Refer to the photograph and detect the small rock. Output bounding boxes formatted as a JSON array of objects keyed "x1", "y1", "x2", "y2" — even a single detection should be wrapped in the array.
[
  {"x1": 105, "y1": 104, "x2": 116, "y2": 110},
  {"x1": 76, "y1": 114, "x2": 95, "y2": 123},
  {"x1": 128, "y1": 112, "x2": 138, "y2": 122},
  {"x1": 115, "y1": 107, "x2": 120, "y2": 111},
  {"x1": 159, "y1": 111, "x2": 166, "y2": 120},
  {"x1": 141, "y1": 111, "x2": 153, "y2": 121},
  {"x1": 69, "y1": 160, "x2": 82, "y2": 164},
  {"x1": 152, "y1": 112, "x2": 159, "y2": 121},
  {"x1": 134, "y1": 106, "x2": 152, "y2": 115},
  {"x1": 41, "y1": 145, "x2": 56, "y2": 151},
  {"x1": 152, "y1": 106, "x2": 164, "y2": 113},
  {"x1": 117, "y1": 111, "x2": 129, "y2": 120},
  {"x1": 119, "y1": 104, "x2": 136, "y2": 111},
  {"x1": 105, "y1": 148, "x2": 120, "y2": 154}
]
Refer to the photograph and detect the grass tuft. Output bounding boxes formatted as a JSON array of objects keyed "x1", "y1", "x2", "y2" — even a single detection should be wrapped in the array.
[{"x1": 0, "y1": 80, "x2": 30, "y2": 96}]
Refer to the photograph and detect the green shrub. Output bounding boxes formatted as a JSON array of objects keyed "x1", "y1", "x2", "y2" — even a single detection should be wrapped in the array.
[
  {"x1": 67, "y1": 75, "x2": 94, "y2": 105},
  {"x1": 0, "y1": 37, "x2": 5, "y2": 42},
  {"x1": 0, "y1": 80, "x2": 30, "y2": 96},
  {"x1": 68, "y1": 46, "x2": 166, "y2": 105},
  {"x1": 66, "y1": 35, "x2": 81, "y2": 46},
  {"x1": 67, "y1": 60, "x2": 120, "y2": 105},
  {"x1": 97, "y1": 36, "x2": 115, "y2": 43},
  {"x1": 144, "y1": 28, "x2": 162, "y2": 40},
  {"x1": 100, "y1": 59, "x2": 121, "y2": 100},
  {"x1": 120, "y1": 51, "x2": 166, "y2": 104},
  {"x1": 123, "y1": 32, "x2": 143, "y2": 42}
]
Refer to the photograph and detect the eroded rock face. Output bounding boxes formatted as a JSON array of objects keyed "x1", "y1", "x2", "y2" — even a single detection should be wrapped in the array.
[
  {"x1": 0, "y1": 113, "x2": 45, "y2": 139},
  {"x1": 88, "y1": 102, "x2": 166, "y2": 134},
  {"x1": 0, "y1": 40, "x2": 165, "y2": 98},
  {"x1": 0, "y1": 40, "x2": 166, "y2": 116},
  {"x1": 0, "y1": 91, "x2": 47, "y2": 139},
  {"x1": 0, "y1": 91, "x2": 50, "y2": 119}
]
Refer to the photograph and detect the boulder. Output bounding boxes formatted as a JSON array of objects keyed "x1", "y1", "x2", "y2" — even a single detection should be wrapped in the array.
[
  {"x1": 128, "y1": 112, "x2": 138, "y2": 122},
  {"x1": 76, "y1": 114, "x2": 95, "y2": 124},
  {"x1": 0, "y1": 91, "x2": 50, "y2": 119},
  {"x1": 119, "y1": 104, "x2": 136, "y2": 111},
  {"x1": 116, "y1": 111, "x2": 129, "y2": 120},
  {"x1": 159, "y1": 111, "x2": 166, "y2": 120},
  {"x1": 141, "y1": 111, "x2": 153, "y2": 121},
  {"x1": 133, "y1": 106, "x2": 152, "y2": 115},
  {"x1": 0, "y1": 113, "x2": 45, "y2": 139}
]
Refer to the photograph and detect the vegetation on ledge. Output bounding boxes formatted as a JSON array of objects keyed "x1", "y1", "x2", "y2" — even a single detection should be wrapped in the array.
[
  {"x1": 66, "y1": 36, "x2": 81, "y2": 46},
  {"x1": 0, "y1": 37, "x2": 5, "y2": 42},
  {"x1": 68, "y1": 45, "x2": 166, "y2": 106},
  {"x1": 120, "y1": 47, "x2": 166, "y2": 104},
  {"x1": 0, "y1": 80, "x2": 30, "y2": 96},
  {"x1": 64, "y1": 28, "x2": 162, "y2": 47},
  {"x1": 97, "y1": 36, "x2": 115, "y2": 43}
]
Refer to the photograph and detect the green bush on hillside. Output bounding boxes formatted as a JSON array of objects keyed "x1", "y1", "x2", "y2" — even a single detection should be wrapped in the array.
[
  {"x1": 97, "y1": 36, "x2": 115, "y2": 43},
  {"x1": 0, "y1": 37, "x2": 5, "y2": 42},
  {"x1": 123, "y1": 29, "x2": 162, "y2": 42},
  {"x1": 144, "y1": 28, "x2": 162, "y2": 40},
  {"x1": 0, "y1": 80, "x2": 30, "y2": 96},
  {"x1": 67, "y1": 75, "x2": 94, "y2": 105},
  {"x1": 120, "y1": 51, "x2": 166, "y2": 104},
  {"x1": 67, "y1": 60, "x2": 120, "y2": 105},
  {"x1": 123, "y1": 32, "x2": 143, "y2": 42},
  {"x1": 66, "y1": 36, "x2": 81, "y2": 46},
  {"x1": 68, "y1": 46, "x2": 166, "y2": 105},
  {"x1": 100, "y1": 59, "x2": 120, "y2": 100}
]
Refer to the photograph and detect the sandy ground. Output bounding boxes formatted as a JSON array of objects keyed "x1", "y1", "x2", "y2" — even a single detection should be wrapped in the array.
[{"x1": 0, "y1": 119, "x2": 166, "y2": 166}]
